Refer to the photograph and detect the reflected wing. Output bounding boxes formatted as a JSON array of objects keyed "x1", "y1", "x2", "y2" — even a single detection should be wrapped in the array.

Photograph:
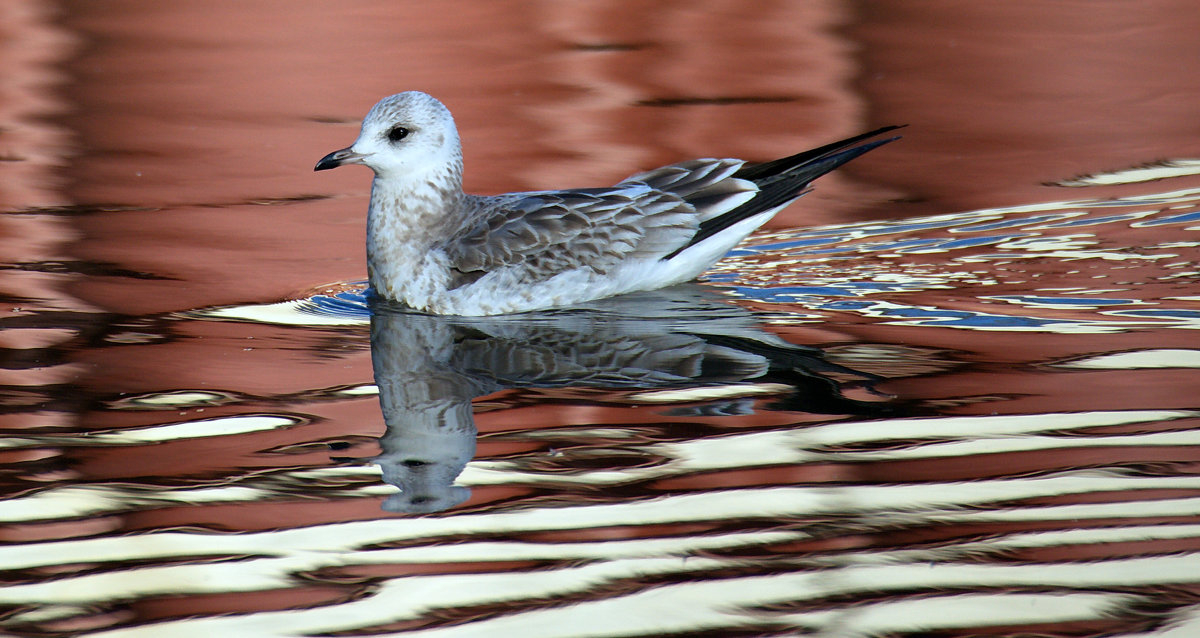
[{"x1": 449, "y1": 327, "x2": 768, "y2": 387}]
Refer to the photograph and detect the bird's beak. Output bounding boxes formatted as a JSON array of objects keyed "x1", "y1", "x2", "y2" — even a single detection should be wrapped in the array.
[{"x1": 314, "y1": 147, "x2": 369, "y2": 171}]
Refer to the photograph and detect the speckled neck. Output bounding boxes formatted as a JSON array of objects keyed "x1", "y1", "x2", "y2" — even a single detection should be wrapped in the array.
[
  {"x1": 365, "y1": 160, "x2": 464, "y2": 307},
  {"x1": 367, "y1": 167, "x2": 462, "y2": 239}
]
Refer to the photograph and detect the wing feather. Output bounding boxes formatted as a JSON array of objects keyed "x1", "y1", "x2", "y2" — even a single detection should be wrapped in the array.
[
  {"x1": 443, "y1": 152, "x2": 835, "y2": 287},
  {"x1": 622, "y1": 158, "x2": 757, "y2": 222},
  {"x1": 444, "y1": 187, "x2": 697, "y2": 285}
]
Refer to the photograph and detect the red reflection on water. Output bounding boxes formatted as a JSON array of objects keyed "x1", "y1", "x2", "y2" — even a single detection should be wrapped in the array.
[
  {"x1": 853, "y1": 0, "x2": 1200, "y2": 216},
  {"x1": 0, "y1": 2, "x2": 1198, "y2": 636}
]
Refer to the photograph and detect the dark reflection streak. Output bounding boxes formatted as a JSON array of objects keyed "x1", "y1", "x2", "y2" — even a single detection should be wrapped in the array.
[
  {"x1": 2, "y1": 205, "x2": 158, "y2": 216},
  {"x1": 689, "y1": 331, "x2": 898, "y2": 416},
  {"x1": 0, "y1": 386, "x2": 72, "y2": 413},
  {"x1": 0, "y1": 292, "x2": 39, "y2": 305},
  {"x1": 365, "y1": 284, "x2": 905, "y2": 514},
  {"x1": 568, "y1": 42, "x2": 649, "y2": 52},
  {"x1": 2, "y1": 194, "x2": 332, "y2": 217},
  {"x1": 308, "y1": 116, "x2": 359, "y2": 124},
  {"x1": 0, "y1": 261, "x2": 175, "y2": 280},
  {"x1": 635, "y1": 96, "x2": 801, "y2": 107}
]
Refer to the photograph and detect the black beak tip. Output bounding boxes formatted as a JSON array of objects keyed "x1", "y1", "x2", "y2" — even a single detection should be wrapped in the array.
[
  {"x1": 315, "y1": 147, "x2": 360, "y2": 172},
  {"x1": 314, "y1": 154, "x2": 340, "y2": 172}
]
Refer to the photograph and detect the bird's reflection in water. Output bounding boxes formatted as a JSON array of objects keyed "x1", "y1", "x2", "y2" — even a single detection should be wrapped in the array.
[{"x1": 367, "y1": 284, "x2": 899, "y2": 513}]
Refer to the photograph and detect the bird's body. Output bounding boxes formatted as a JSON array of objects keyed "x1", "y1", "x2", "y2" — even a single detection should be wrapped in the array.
[{"x1": 316, "y1": 91, "x2": 898, "y2": 316}]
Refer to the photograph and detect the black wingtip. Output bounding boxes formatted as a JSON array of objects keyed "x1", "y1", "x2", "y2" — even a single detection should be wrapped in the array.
[
  {"x1": 662, "y1": 126, "x2": 904, "y2": 260},
  {"x1": 735, "y1": 125, "x2": 905, "y2": 183}
]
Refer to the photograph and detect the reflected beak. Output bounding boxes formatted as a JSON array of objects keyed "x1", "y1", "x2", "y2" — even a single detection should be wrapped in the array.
[{"x1": 314, "y1": 147, "x2": 369, "y2": 171}]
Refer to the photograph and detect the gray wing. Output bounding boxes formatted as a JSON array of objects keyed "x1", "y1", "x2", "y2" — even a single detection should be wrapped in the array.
[
  {"x1": 444, "y1": 187, "x2": 691, "y2": 284},
  {"x1": 618, "y1": 158, "x2": 756, "y2": 223},
  {"x1": 444, "y1": 159, "x2": 755, "y2": 286}
]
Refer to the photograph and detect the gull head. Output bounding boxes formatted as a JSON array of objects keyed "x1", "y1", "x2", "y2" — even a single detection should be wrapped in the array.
[{"x1": 314, "y1": 91, "x2": 461, "y2": 180}]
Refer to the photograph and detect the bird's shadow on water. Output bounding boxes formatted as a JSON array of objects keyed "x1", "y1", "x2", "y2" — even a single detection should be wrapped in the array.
[{"x1": 341, "y1": 284, "x2": 923, "y2": 514}]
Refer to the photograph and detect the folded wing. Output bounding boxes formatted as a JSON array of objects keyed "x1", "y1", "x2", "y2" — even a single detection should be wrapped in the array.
[{"x1": 444, "y1": 158, "x2": 754, "y2": 284}]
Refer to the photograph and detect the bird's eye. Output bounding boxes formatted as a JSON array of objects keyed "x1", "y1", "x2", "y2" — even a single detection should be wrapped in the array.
[{"x1": 387, "y1": 126, "x2": 411, "y2": 142}]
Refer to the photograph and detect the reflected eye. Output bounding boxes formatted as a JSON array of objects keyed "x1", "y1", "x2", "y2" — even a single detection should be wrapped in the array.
[{"x1": 387, "y1": 126, "x2": 411, "y2": 142}]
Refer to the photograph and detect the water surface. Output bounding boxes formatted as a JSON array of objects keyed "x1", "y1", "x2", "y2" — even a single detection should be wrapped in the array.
[{"x1": 2, "y1": 1, "x2": 1199, "y2": 636}]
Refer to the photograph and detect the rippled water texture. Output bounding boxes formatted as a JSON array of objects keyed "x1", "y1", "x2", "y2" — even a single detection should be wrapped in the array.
[{"x1": 2, "y1": 2, "x2": 1200, "y2": 637}]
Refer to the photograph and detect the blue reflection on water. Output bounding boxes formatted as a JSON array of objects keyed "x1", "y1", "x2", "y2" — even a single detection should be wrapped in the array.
[
  {"x1": 809, "y1": 299, "x2": 1073, "y2": 328},
  {"x1": 1133, "y1": 211, "x2": 1200, "y2": 226},
  {"x1": 990, "y1": 295, "x2": 1140, "y2": 307},
  {"x1": 1110, "y1": 309, "x2": 1200, "y2": 319},
  {"x1": 896, "y1": 234, "x2": 1033, "y2": 252},
  {"x1": 857, "y1": 218, "x2": 987, "y2": 236},
  {"x1": 949, "y1": 213, "x2": 1076, "y2": 232},
  {"x1": 707, "y1": 194, "x2": 1200, "y2": 333},
  {"x1": 1035, "y1": 212, "x2": 1153, "y2": 228},
  {"x1": 303, "y1": 289, "x2": 371, "y2": 318},
  {"x1": 856, "y1": 238, "x2": 943, "y2": 252},
  {"x1": 741, "y1": 237, "x2": 844, "y2": 252}
]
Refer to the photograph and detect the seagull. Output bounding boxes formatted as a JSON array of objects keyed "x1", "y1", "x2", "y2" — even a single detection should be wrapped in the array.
[{"x1": 315, "y1": 91, "x2": 899, "y2": 316}]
